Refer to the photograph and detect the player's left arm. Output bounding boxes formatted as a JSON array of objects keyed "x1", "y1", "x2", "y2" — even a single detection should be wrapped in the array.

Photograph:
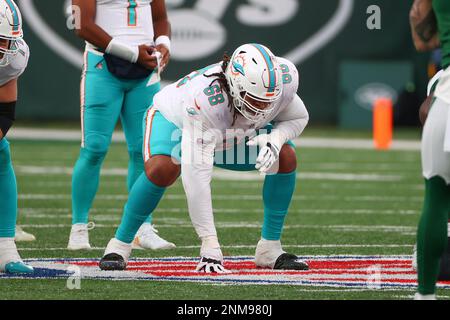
[
  {"x1": 0, "y1": 79, "x2": 18, "y2": 140},
  {"x1": 271, "y1": 58, "x2": 309, "y2": 141},
  {"x1": 271, "y1": 94, "x2": 309, "y2": 141},
  {"x1": 151, "y1": 0, "x2": 171, "y2": 70},
  {"x1": 248, "y1": 95, "x2": 309, "y2": 173},
  {"x1": 247, "y1": 59, "x2": 309, "y2": 173},
  {"x1": 410, "y1": 0, "x2": 440, "y2": 52}
]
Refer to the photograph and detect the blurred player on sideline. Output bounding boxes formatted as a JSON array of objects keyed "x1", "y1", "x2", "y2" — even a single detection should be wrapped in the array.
[
  {"x1": 410, "y1": 0, "x2": 450, "y2": 300},
  {"x1": 99, "y1": 44, "x2": 310, "y2": 273},
  {"x1": 413, "y1": 66, "x2": 450, "y2": 281},
  {"x1": 68, "y1": 0, "x2": 175, "y2": 251},
  {"x1": 0, "y1": 0, "x2": 33, "y2": 274}
]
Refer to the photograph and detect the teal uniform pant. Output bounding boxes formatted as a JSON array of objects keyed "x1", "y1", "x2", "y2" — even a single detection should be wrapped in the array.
[
  {"x1": 72, "y1": 52, "x2": 160, "y2": 224},
  {"x1": 115, "y1": 109, "x2": 297, "y2": 244},
  {"x1": 0, "y1": 138, "x2": 17, "y2": 238}
]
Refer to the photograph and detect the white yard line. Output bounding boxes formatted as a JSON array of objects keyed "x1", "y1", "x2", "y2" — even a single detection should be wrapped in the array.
[
  {"x1": 8, "y1": 127, "x2": 421, "y2": 151},
  {"x1": 15, "y1": 165, "x2": 403, "y2": 182},
  {"x1": 16, "y1": 223, "x2": 416, "y2": 234},
  {"x1": 297, "y1": 137, "x2": 421, "y2": 151},
  {"x1": 18, "y1": 181, "x2": 425, "y2": 192},
  {"x1": 19, "y1": 208, "x2": 420, "y2": 217},
  {"x1": 17, "y1": 193, "x2": 422, "y2": 202}
]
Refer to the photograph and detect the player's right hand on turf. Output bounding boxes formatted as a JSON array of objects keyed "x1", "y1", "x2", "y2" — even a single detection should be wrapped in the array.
[
  {"x1": 195, "y1": 257, "x2": 231, "y2": 274},
  {"x1": 137, "y1": 45, "x2": 158, "y2": 70}
]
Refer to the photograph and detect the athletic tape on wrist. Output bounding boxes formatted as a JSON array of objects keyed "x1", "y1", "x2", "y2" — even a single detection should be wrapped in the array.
[
  {"x1": 155, "y1": 35, "x2": 171, "y2": 53},
  {"x1": 105, "y1": 38, "x2": 139, "y2": 63}
]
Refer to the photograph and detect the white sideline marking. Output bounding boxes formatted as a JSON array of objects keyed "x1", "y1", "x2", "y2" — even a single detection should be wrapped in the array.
[
  {"x1": 18, "y1": 181, "x2": 425, "y2": 192},
  {"x1": 17, "y1": 193, "x2": 422, "y2": 202},
  {"x1": 16, "y1": 244, "x2": 414, "y2": 251},
  {"x1": 16, "y1": 223, "x2": 416, "y2": 234},
  {"x1": 19, "y1": 208, "x2": 419, "y2": 218},
  {"x1": 8, "y1": 127, "x2": 421, "y2": 151},
  {"x1": 297, "y1": 137, "x2": 421, "y2": 151},
  {"x1": 15, "y1": 165, "x2": 403, "y2": 182},
  {"x1": 213, "y1": 170, "x2": 402, "y2": 182}
]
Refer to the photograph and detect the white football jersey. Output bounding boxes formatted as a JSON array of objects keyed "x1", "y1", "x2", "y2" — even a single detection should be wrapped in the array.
[
  {"x1": 0, "y1": 39, "x2": 29, "y2": 86},
  {"x1": 154, "y1": 57, "x2": 299, "y2": 150},
  {"x1": 87, "y1": 0, "x2": 154, "y2": 49}
]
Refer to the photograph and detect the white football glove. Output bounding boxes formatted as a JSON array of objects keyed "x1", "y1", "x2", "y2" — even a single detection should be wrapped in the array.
[
  {"x1": 196, "y1": 257, "x2": 231, "y2": 274},
  {"x1": 247, "y1": 132, "x2": 285, "y2": 173}
]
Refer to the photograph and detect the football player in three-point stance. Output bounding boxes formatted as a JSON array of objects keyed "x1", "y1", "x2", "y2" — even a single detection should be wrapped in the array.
[
  {"x1": 68, "y1": 0, "x2": 175, "y2": 251},
  {"x1": 410, "y1": 0, "x2": 450, "y2": 300},
  {"x1": 0, "y1": 0, "x2": 33, "y2": 274},
  {"x1": 99, "y1": 43, "x2": 310, "y2": 272}
]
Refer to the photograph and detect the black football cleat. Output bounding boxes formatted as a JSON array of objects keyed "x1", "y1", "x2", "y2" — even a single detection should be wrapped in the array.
[
  {"x1": 274, "y1": 253, "x2": 309, "y2": 271},
  {"x1": 99, "y1": 253, "x2": 127, "y2": 271},
  {"x1": 438, "y1": 238, "x2": 450, "y2": 281}
]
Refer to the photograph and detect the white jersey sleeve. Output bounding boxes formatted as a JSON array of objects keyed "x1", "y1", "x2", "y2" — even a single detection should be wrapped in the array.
[
  {"x1": 272, "y1": 94, "x2": 309, "y2": 141},
  {"x1": 0, "y1": 39, "x2": 29, "y2": 86},
  {"x1": 180, "y1": 112, "x2": 219, "y2": 240},
  {"x1": 267, "y1": 57, "x2": 308, "y2": 141},
  {"x1": 277, "y1": 57, "x2": 299, "y2": 107}
]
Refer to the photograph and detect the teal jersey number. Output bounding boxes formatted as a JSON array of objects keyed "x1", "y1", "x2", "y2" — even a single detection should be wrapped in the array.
[
  {"x1": 127, "y1": 0, "x2": 137, "y2": 26},
  {"x1": 280, "y1": 64, "x2": 292, "y2": 84},
  {"x1": 203, "y1": 84, "x2": 225, "y2": 106}
]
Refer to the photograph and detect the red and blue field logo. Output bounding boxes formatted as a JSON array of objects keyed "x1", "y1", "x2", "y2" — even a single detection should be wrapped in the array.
[{"x1": 2, "y1": 255, "x2": 450, "y2": 289}]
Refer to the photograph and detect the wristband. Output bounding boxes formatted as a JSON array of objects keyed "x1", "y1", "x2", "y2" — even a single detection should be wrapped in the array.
[
  {"x1": 155, "y1": 35, "x2": 171, "y2": 52},
  {"x1": 105, "y1": 38, "x2": 139, "y2": 63}
]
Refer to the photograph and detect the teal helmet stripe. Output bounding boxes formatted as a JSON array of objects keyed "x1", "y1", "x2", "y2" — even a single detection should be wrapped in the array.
[
  {"x1": 5, "y1": 0, "x2": 20, "y2": 32},
  {"x1": 252, "y1": 43, "x2": 276, "y2": 93}
]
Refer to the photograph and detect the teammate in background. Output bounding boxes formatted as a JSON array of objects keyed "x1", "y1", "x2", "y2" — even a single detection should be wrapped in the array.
[
  {"x1": 410, "y1": 0, "x2": 450, "y2": 300},
  {"x1": 68, "y1": 0, "x2": 175, "y2": 250},
  {"x1": 0, "y1": 0, "x2": 33, "y2": 274},
  {"x1": 99, "y1": 44, "x2": 310, "y2": 273}
]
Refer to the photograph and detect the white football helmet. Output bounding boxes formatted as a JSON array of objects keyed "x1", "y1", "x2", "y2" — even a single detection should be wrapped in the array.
[
  {"x1": 0, "y1": 0, "x2": 23, "y2": 66},
  {"x1": 225, "y1": 44, "x2": 283, "y2": 122}
]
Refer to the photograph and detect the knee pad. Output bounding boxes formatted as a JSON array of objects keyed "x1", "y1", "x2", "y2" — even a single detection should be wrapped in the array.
[
  {"x1": 83, "y1": 133, "x2": 110, "y2": 154},
  {"x1": 82, "y1": 134, "x2": 109, "y2": 163},
  {"x1": 129, "y1": 150, "x2": 143, "y2": 162},
  {"x1": 80, "y1": 147, "x2": 107, "y2": 166},
  {"x1": 0, "y1": 102, "x2": 16, "y2": 137}
]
